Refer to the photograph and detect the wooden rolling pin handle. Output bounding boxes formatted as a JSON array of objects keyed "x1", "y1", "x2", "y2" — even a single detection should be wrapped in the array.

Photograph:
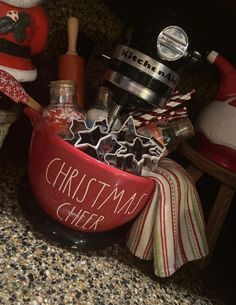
[
  {"x1": 27, "y1": 96, "x2": 44, "y2": 113},
  {"x1": 66, "y1": 16, "x2": 79, "y2": 56}
]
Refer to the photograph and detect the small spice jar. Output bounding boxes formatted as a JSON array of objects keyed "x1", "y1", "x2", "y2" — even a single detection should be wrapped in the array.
[
  {"x1": 86, "y1": 86, "x2": 112, "y2": 125},
  {"x1": 137, "y1": 117, "x2": 195, "y2": 155},
  {"x1": 42, "y1": 80, "x2": 85, "y2": 138}
]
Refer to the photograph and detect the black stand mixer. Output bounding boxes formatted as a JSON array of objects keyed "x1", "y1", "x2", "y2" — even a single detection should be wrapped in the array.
[{"x1": 104, "y1": 9, "x2": 202, "y2": 129}]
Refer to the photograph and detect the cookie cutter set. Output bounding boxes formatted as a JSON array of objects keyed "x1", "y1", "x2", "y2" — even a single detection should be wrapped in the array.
[
  {"x1": 64, "y1": 90, "x2": 195, "y2": 176},
  {"x1": 67, "y1": 116, "x2": 165, "y2": 176}
]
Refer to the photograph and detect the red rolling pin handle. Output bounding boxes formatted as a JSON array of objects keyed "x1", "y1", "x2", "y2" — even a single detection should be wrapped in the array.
[{"x1": 58, "y1": 16, "x2": 85, "y2": 108}]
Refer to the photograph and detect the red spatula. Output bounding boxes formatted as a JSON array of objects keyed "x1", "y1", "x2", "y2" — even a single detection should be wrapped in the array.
[{"x1": 0, "y1": 69, "x2": 44, "y2": 113}]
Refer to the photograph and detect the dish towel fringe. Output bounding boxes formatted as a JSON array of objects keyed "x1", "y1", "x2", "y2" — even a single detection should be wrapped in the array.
[{"x1": 126, "y1": 158, "x2": 209, "y2": 277}]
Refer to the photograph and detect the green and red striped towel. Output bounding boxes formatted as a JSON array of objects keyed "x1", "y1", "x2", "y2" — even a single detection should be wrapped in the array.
[{"x1": 126, "y1": 158, "x2": 209, "y2": 277}]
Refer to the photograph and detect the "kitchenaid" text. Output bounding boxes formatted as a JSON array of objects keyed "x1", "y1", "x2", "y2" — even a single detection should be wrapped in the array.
[{"x1": 113, "y1": 44, "x2": 179, "y2": 88}]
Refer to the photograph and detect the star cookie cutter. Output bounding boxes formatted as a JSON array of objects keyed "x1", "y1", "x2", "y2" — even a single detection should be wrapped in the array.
[
  {"x1": 64, "y1": 118, "x2": 112, "y2": 160},
  {"x1": 73, "y1": 123, "x2": 112, "y2": 160},
  {"x1": 105, "y1": 116, "x2": 165, "y2": 175},
  {"x1": 66, "y1": 119, "x2": 89, "y2": 143}
]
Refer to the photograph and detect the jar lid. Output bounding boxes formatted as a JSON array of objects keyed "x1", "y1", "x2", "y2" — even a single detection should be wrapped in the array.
[
  {"x1": 50, "y1": 80, "x2": 77, "y2": 88},
  {"x1": 50, "y1": 80, "x2": 77, "y2": 96}
]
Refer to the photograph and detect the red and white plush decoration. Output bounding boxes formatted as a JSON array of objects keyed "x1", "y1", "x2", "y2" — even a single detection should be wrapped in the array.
[
  {"x1": 196, "y1": 51, "x2": 236, "y2": 173},
  {"x1": 0, "y1": 0, "x2": 48, "y2": 82}
]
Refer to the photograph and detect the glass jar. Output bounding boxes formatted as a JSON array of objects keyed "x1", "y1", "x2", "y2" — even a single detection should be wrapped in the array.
[
  {"x1": 86, "y1": 86, "x2": 121, "y2": 130},
  {"x1": 137, "y1": 117, "x2": 195, "y2": 155},
  {"x1": 86, "y1": 86, "x2": 112, "y2": 125},
  {"x1": 161, "y1": 118, "x2": 195, "y2": 152},
  {"x1": 42, "y1": 80, "x2": 85, "y2": 138}
]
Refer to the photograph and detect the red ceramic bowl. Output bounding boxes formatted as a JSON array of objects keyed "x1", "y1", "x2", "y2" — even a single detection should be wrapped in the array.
[{"x1": 25, "y1": 108, "x2": 155, "y2": 232}]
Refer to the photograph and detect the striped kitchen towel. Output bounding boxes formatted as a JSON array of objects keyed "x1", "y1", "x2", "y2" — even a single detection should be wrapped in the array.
[{"x1": 126, "y1": 158, "x2": 209, "y2": 277}]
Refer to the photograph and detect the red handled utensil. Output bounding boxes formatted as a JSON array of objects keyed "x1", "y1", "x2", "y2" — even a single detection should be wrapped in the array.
[
  {"x1": 0, "y1": 69, "x2": 44, "y2": 113},
  {"x1": 58, "y1": 16, "x2": 85, "y2": 108}
]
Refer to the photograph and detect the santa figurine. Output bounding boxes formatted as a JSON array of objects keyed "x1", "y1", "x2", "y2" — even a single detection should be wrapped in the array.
[
  {"x1": 0, "y1": 0, "x2": 48, "y2": 82},
  {"x1": 195, "y1": 50, "x2": 236, "y2": 173}
]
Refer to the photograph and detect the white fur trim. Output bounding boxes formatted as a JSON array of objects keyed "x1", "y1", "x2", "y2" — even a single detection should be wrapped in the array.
[
  {"x1": 207, "y1": 50, "x2": 218, "y2": 64},
  {"x1": 196, "y1": 100, "x2": 236, "y2": 150},
  {"x1": 0, "y1": 0, "x2": 43, "y2": 8},
  {"x1": 0, "y1": 65, "x2": 37, "y2": 82}
]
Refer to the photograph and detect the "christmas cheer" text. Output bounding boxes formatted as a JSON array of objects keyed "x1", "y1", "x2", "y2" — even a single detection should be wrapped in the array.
[{"x1": 45, "y1": 158, "x2": 148, "y2": 231}]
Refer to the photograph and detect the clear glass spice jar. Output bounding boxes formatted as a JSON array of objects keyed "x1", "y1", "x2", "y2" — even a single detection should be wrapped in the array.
[
  {"x1": 137, "y1": 117, "x2": 195, "y2": 155},
  {"x1": 42, "y1": 80, "x2": 85, "y2": 139},
  {"x1": 86, "y1": 86, "x2": 112, "y2": 124},
  {"x1": 86, "y1": 86, "x2": 122, "y2": 130},
  {"x1": 160, "y1": 118, "x2": 195, "y2": 152}
]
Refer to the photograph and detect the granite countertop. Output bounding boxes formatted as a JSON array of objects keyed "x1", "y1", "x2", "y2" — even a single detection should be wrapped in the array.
[{"x1": 0, "y1": 157, "x2": 229, "y2": 305}]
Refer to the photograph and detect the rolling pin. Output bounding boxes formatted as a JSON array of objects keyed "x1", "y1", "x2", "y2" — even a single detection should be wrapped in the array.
[{"x1": 58, "y1": 16, "x2": 85, "y2": 108}]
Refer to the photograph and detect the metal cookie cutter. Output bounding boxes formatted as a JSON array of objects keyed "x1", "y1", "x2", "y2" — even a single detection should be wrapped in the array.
[
  {"x1": 73, "y1": 124, "x2": 111, "y2": 160},
  {"x1": 66, "y1": 119, "x2": 89, "y2": 143},
  {"x1": 105, "y1": 116, "x2": 165, "y2": 175},
  {"x1": 111, "y1": 116, "x2": 150, "y2": 143},
  {"x1": 105, "y1": 136, "x2": 164, "y2": 175},
  {"x1": 72, "y1": 118, "x2": 123, "y2": 161},
  {"x1": 68, "y1": 116, "x2": 165, "y2": 175}
]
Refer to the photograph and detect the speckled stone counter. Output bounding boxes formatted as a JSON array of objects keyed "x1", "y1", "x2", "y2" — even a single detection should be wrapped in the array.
[{"x1": 0, "y1": 157, "x2": 229, "y2": 305}]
